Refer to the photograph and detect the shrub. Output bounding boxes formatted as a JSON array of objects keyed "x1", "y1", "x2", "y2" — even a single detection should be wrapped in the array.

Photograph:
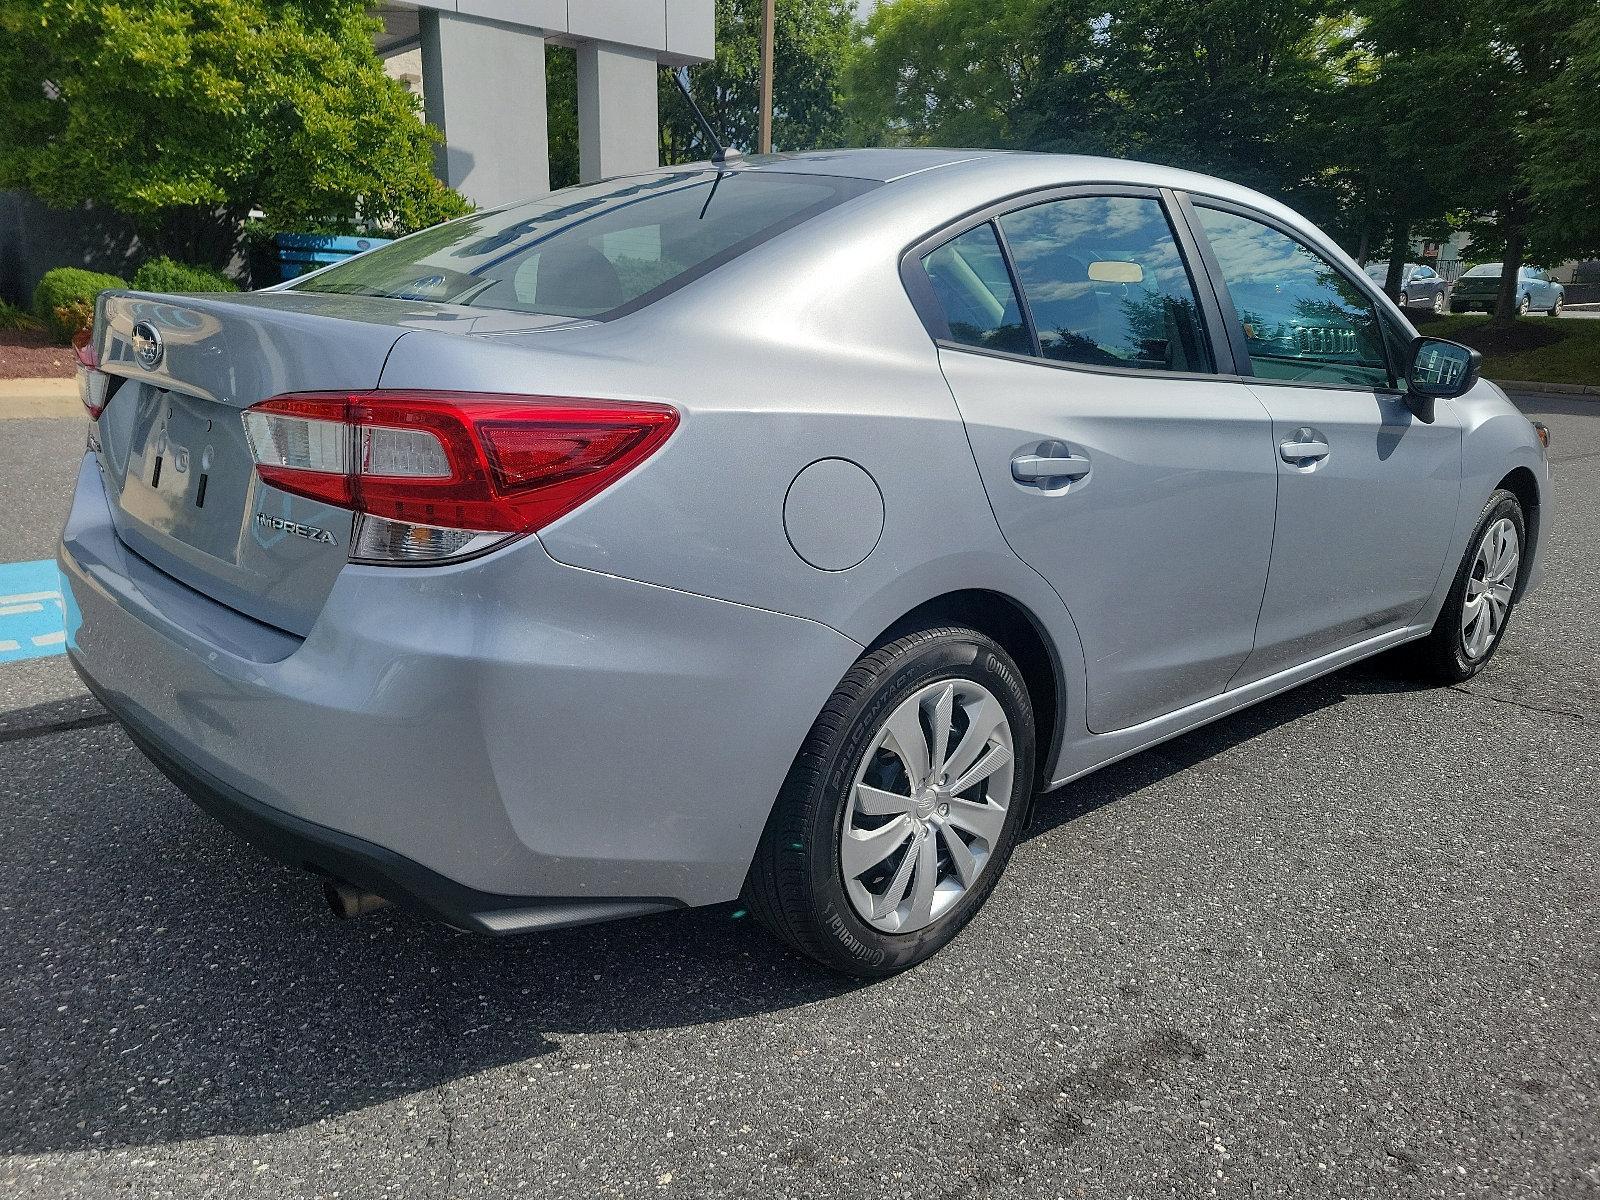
[
  {"x1": 132, "y1": 256, "x2": 239, "y2": 294},
  {"x1": 51, "y1": 300, "x2": 96, "y2": 343},
  {"x1": 0, "y1": 299, "x2": 43, "y2": 333},
  {"x1": 32, "y1": 268, "x2": 126, "y2": 344}
]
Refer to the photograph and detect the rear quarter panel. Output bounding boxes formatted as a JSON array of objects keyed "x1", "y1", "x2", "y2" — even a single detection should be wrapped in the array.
[{"x1": 375, "y1": 179, "x2": 1089, "y2": 670}]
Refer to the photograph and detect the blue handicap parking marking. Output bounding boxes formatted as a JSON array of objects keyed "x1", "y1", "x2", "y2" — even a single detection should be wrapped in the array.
[{"x1": 0, "y1": 559, "x2": 67, "y2": 664}]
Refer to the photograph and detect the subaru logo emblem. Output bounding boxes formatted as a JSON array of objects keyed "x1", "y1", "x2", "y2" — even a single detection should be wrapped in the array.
[{"x1": 131, "y1": 321, "x2": 163, "y2": 370}]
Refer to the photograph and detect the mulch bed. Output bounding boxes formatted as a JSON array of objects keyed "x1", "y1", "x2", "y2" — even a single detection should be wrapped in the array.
[
  {"x1": 1411, "y1": 309, "x2": 1570, "y2": 354},
  {"x1": 0, "y1": 328, "x2": 76, "y2": 380}
]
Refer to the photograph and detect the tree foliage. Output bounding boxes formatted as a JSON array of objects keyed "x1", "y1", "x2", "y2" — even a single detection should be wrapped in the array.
[
  {"x1": 851, "y1": 0, "x2": 1345, "y2": 212},
  {"x1": 547, "y1": 45, "x2": 581, "y2": 191},
  {"x1": 851, "y1": 0, "x2": 1600, "y2": 319},
  {"x1": 665, "y1": 0, "x2": 858, "y2": 162},
  {"x1": 1529, "y1": 4, "x2": 1600, "y2": 260},
  {"x1": 846, "y1": 0, "x2": 1057, "y2": 147},
  {"x1": 0, "y1": 0, "x2": 470, "y2": 263}
]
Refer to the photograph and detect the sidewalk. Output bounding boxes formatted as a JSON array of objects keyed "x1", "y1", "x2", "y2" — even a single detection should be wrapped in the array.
[{"x1": 1490, "y1": 379, "x2": 1600, "y2": 396}]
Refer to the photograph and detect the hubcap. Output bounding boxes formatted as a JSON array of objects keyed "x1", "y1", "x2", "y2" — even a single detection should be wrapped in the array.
[
  {"x1": 1461, "y1": 517, "x2": 1519, "y2": 659},
  {"x1": 840, "y1": 679, "x2": 1014, "y2": 934}
]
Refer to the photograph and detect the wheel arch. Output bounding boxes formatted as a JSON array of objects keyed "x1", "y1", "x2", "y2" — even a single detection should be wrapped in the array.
[
  {"x1": 1495, "y1": 465, "x2": 1541, "y2": 600},
  {"x1": 869, "y1": 589, "x2": 1066, "y2": 790}
]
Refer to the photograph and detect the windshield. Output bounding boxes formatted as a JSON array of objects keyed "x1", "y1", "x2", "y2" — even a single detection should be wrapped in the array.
[
  {"x1": 292, "y1": 170, "x2": 877, "y2": 319},
  {"x1": 1461, "y1": 264, "x2": 1502, "y2": 279}
]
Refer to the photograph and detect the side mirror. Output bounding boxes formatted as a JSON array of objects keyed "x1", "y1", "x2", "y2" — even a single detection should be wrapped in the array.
[{"x1": 1403, "y1": 335, "x2": 1480, "y2": 422}]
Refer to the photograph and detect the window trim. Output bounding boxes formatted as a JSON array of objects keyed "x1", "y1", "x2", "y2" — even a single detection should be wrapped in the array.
[
  {"x1": 990, "y1": 219, "x2": 1044, "y2": 359},
  {"x1": 899, "y1": 183, "x2": 1237, "y2": 380},
  {"x1": 1177, "y1": 191, "x2": 1412, "y2": 394}
]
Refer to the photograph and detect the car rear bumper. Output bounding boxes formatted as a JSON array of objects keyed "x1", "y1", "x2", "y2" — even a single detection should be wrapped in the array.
[
  {"x1": 82, "y1": 668, "x2": 680, "y2": 934},
  {"x1": 59, "y1": 453, "x2": 863, "y2": 929}
]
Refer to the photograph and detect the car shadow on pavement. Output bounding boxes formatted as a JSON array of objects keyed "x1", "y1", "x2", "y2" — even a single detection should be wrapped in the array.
[
  {"x1": 1, "y1": 658, "x2": 1415, "y2": 1156},
  {"x1": 1024, "y1": 657, "x2": 1417, "y2": 838}
]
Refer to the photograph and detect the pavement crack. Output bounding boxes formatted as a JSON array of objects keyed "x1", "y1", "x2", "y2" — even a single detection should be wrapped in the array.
[
  {"x1": 441, "y1": 1090, "x2": 459, "y2": 1200},
  {"x1": 1447, "y1": 685, "x2": 1594, "y2": 723}
]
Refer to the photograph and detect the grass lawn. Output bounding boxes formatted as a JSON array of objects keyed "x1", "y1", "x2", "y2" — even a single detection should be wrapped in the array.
[{"x1": 1412, "y1": 311, "x2": 1600, "y2": 387}]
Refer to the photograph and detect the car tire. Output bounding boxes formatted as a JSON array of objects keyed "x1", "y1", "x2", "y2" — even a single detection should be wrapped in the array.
[
  {"x1": 745, "y1": 624, "x2": 1035, "y2": 977},
  {"x1": 1399, "y1": 292, "x2": 1409, "y2": 308},
  {"x1": 1433, "y1": 292, "x2": 1446, "y2": 314},
  {"x1": 1550, "y1": 295, "x2": 1563, "y2": 317},
  {"x1": 1406, "y1": 489, "x2": 1526, "y2": 684},
  {"x1": 1517, "y1": 294, "x2": 1530, "y2": 316}
]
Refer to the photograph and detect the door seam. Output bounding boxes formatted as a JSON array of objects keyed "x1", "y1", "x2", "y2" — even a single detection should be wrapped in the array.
[{"x1": 1222, "y1": 379, "x2": 1284, "y2": 692}]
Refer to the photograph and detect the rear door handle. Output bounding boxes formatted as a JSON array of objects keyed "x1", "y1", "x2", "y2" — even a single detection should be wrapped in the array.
[
  {"x1": 1011, "y1": 453, "x2": 1091, "y2": 482},
  {"x1": 1279, "y1": 431, "x2": 1330, "y2": 464}
]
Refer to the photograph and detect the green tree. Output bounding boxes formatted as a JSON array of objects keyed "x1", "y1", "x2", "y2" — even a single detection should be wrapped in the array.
[
  {"x1": 664, "y1": 0, "x2": 858, "y2": 162},
  {"x1": 0, "y1": 0, "x2": 469, "y2": 266},
  {"x1": 1325, "y1": 0, "x2": 1500, "y2": 295},
  {"x1": 546, "y1": 45, "x2": 580, "y2": 191},
  {"x1": 851, "y1": 0, "x2": 1345, "y2": 220},
  {"x1": 1060, "y1": 0, "x2": 1345, "y2": 214},
  {"x1": 1528, "y1": 5, "x2": 1600, "y2": 261},
  {"x1": 845, "y1": 0, "x2": 1062, "y2": 148},
  {"x1": 1462, "y1": 0, "x2": 1600, "y2": 319}
]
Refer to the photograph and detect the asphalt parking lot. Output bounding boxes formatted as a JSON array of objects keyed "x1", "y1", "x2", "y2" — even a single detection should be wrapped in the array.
[{"x1": 1, "y1": 395, "x2": 1596, "y2": 1199}]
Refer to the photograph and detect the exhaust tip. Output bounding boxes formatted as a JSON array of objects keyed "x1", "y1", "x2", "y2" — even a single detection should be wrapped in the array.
[{"x1": 323, "y1": 878, "x2": 392, "y2": 920}]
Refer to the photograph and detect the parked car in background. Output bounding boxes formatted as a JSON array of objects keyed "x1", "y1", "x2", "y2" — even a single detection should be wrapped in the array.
[
  {"x1": 61, "y1": 150, "x2": 1550, "y2": 978},
  {"x1": 1364, "y1": 261, "x2": 1449, "y2": 313},
  {"x1": 1450, "y1": 263, "x2": 1565, "y2": 315}
]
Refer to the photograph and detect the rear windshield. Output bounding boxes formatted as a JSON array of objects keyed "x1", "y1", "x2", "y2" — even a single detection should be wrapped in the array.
[
  {"x1": 1461, "y1": 264, "x2": 1502, "y2": 278},
  {"x1": 291, "y1": 170, "x2": 877, "y2": 319}
]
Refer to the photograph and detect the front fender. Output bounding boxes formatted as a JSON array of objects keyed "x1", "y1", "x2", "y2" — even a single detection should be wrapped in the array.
[{"x1": 1448, "y1": 382, "x2": 1552, "y2": 600}]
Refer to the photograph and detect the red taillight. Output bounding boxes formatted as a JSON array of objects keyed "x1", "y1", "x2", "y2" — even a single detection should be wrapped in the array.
[
  {"x1": 73, "y1": 329, "x2": 111, "y2": 419},
  {"x1": 242, "y1": 391, "x2": 679, "y2": 562}
]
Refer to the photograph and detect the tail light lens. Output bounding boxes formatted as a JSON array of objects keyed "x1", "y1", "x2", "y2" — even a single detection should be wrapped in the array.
[
  {"x1": 73, "y1": 329, "x2": 112, "y2": 419},
  {"x1": 242, "y1": 391, "x2": 679, "y2": 564}
]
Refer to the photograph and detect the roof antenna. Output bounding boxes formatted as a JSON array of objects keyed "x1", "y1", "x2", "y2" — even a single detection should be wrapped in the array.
[{"x1": 670, "y1": 66, "x2": 744, "y2": 168}]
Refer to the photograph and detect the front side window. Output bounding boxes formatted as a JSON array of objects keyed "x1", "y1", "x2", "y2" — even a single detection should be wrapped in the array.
[
  {"x1": 1195, "y1": 206, "x2": 1391, "y2": 388},
  {"x1": 919, "y1": 223, "x2": 1031, "y2": 355},
  {"x1": 998, "y1": 196, "x2": 1213, "y2": 373},
  {"x1": 293, "y1": 171, "x2": 876, "y2": 319}
]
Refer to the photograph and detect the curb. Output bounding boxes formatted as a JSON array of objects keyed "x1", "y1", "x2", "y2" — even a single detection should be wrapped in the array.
[
  {"x1": 0, "y1": 377, "x2": 79, "y2": 419},
  {"x1": 1492, "y1": 379, "x2": 1600, "y2": 396}
]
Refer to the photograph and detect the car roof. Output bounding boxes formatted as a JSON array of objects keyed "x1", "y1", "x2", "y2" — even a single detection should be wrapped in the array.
[
  {"x1": 732, "y1": 148, "x2": 1006, "y2": 181},
  {"x1": 714, "y1": 150, "x2": 1308, "y2": 224},
  {"x1": 630, "y1": 149, "x2": 1313, "y2": 227}
]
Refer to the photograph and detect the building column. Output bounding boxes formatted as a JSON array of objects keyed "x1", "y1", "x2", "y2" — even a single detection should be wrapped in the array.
[
  {"x1": 576, "y1": 43, "x2": 661, "y2": 184},
  {"x1": 419, "y1": 10, "x2": 550, "y2": 207}
]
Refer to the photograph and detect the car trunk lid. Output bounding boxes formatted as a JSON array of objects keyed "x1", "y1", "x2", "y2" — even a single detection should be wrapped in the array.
[{"x1": 92, "y1": 291, "x2": 582, "y2": 635}]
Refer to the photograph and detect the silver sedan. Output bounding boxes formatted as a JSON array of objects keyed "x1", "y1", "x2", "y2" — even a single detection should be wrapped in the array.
[{"x1": 61, "y1": 150, "x2": 1550, "y2": 976}]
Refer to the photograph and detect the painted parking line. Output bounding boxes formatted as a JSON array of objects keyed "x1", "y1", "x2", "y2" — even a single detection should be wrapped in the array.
[{"x1": 0, "y1": 559, "x2": 66, "y2": 664}]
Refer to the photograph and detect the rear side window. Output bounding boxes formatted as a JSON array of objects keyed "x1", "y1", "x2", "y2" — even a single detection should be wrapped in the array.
[
  {"x1": 919, "y1": 223, "x2": 1031, "y2": 355},
  {"x1": 1195, "y1": 206, "x2": 1391, "y2": 388},
  {"x1": 998, "y1": 196, "x2": 1214, "y2": 373},
  {"x1": 292, "y1": 171, "x2": 876, "y2": 319}
]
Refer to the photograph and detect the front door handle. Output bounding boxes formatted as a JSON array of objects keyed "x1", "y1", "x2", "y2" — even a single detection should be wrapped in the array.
[
  {"x1": 1012, "y1": 453, "x2": 1091, "y2": 482},
  {"x1": 1279, "y1": 430, "x2": 1330, "y2": 464}
]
